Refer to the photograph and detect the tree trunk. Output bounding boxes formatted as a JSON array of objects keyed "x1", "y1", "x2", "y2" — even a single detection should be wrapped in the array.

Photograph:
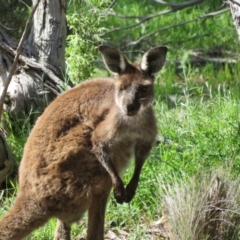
[
  {"x1": 28, "y1": 0, "x2": 67, "y2": 70},
  {"x1": 0, "y1": 0, "x2": 68, "y2": 187},
  {"x1": 229, "y1": 0, "x2": 240, "y2": 41},
  {"x1": 0, "y1": 0, "x2": 67, "y2": 123}
]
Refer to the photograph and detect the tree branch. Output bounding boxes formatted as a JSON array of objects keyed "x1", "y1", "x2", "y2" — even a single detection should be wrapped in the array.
[
  {"x1": 0, "y1": 0, "x2": 40, "y2": 119},
  {"x1": 0, "y1": 22, "x2": 17, "y2": 31},
  {"x1": 155, "y1": 0, "x2": 205, "y2": 10},
  {"x1": 228, "y1": 0, "x2": 240, "y2": 8},
  {"x1": 124, "y1": 7, "x2": 229, "y2": 47},
  {"x1": 190, "y1": 51, "x2": 238, "y2": 64},
  {"x1": 0, "y1": 41, "x2": 66, "y2": 89},
  {"x1": 104, "y1": 0, "x2": 206, "y2": 34}
]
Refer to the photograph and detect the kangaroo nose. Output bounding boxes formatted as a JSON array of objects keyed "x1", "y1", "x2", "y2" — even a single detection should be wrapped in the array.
[{"x1": 127, "y1": 104, "x2": 136, "y2": 113}]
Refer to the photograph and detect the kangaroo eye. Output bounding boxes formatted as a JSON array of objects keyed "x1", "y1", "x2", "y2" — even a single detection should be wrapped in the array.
[
  {"x1": 119, "y1": 84, "x2": 128, "y2": 91},
  {"x1": 119, "y1": 86, "x2": 125, "y2": 91},
  {"x1": 139, "y1": 85, "x2": 149, "y2": 92}
]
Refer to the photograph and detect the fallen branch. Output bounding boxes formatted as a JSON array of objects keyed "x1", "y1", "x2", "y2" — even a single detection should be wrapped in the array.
[
  {"x1": 190, "y1": 51, "x2": 238, "y2": 64},
  {"x1": 0, "y1": 41, "x2": 67, "y2": 92}
]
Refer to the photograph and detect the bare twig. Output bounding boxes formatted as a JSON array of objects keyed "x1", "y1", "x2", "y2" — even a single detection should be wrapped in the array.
[
  {"x1": 108, "y1": 0, "x2": 205, "y2": 19},
  {"x1": 0, "y1": 0, "x2": 40, "y2": 119},
  {"x1": 154, "y1": 0, "x2": 171, "y2": 6},
  {"x1": 104, "y1": 0, "x2": 205, "y2": 34},
  {"x1": 124, "y1": 8, "x2": 229, "y2": 47},
  {"x1": 155, "y1": 0, "x2": 205, "y2": 9},
  {"x1": 190, "y1": 52, "x2": 238, "y2": 64},
  {"x1": 0, "y1": 22, "x2": 17, "y2": 31}
]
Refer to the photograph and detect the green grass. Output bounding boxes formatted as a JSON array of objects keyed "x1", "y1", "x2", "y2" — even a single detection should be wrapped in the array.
[
  {"x1": 2, "y1": 61, "x2": 240, "y2": 239},
  {"x1": 102, "y1": 88, "x2": 240, "y2": 238},
  {"x1": 1, "y1": 0, "x2": 240, "y2": 238},
  {"x1": 103, "y1": 0, "x2": 239, "y2": 57},
  {"x1": 160, "y1": 166, "x2": 240, "y2": 239},
  {"x1": 1, "y1": 84, "x2": 239, "y2": 239}
]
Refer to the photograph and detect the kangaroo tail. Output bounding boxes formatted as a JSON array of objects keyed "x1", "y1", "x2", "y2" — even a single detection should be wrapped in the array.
[{"x1": 0, "y1": 194, "x2": 49, "y2": 240}]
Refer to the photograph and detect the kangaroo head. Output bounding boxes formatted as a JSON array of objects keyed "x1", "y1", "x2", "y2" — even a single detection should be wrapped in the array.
[{"x1": 99, "y1": 45, "x2": 168, "y2": 116}]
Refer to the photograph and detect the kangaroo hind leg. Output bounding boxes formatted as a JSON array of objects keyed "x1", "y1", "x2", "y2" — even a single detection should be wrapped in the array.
[{"x1": 87, "y1": 194, "x2": 109, "y2": 240}]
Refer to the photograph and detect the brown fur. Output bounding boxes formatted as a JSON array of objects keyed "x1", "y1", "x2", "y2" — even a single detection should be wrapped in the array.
[{"x1": 0, "y1": 45, "x2": 167, "y2": 240}]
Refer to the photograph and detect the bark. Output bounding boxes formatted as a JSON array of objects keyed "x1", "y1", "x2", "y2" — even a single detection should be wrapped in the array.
[
  {"x1": 229, "y1": 0, "x2": 240, "y2": 41},
  {"x1": 0, "y1": 0, "x2": 68, "y2": 185},
  {"x1": 27, "y1": 0, "x2": 67, "y2": 70},
  {"x1": 0, "y1": 0, "x2": 67, "y2": 124}
]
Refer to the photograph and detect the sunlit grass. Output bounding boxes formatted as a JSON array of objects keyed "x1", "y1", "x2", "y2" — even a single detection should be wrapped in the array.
[{"x1": 1, "y1": 81, "x2": 240, "y2": 239}]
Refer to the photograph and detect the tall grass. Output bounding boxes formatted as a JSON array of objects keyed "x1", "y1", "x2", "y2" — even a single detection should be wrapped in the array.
[
  {"x1": 1, "y1": 0, "x2": 240, "y2": 239},
  {"x1": 1, "y1": 79, "x2": 240, "y2": 239},
  {"x1": 161, "y1": 167, "x2": 240, "y2": 240}
]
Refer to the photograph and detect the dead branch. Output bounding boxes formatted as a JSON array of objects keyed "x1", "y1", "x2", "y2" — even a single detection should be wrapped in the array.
[
  {"x1": 190, "y1": 51, "x2": 238, "y2": 64},
  {"x1": 124, "y1": 7, "x2": 229, "y2": 47},
  {"x1": 0, "y1": 41, "x2": 66, "y2": 89},
  {"x1": 0, "y1": 0, "x2": 40, "y2": 119},
  {"x1": 104, "y1": 0, "x2": 206, "y2": 34},
  {"x1": 155, "y1": 0, "x2": 205, "y2": 10},
  {"x1": 108, "y1": 0, "x2": 205, "y2": 19},
  {"x1": 0, "y1": 22, "x2": 17, "y2": 31}
]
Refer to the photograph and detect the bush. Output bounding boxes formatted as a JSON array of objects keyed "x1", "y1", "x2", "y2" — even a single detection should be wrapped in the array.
[{"x1": 66, "y1": 0, "x2": 111, "y2": 84}]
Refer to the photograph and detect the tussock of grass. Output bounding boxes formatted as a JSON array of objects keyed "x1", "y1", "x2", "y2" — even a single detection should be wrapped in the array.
[{"x1": 161, "y1": 167, "x2": 240, "y2": 240}]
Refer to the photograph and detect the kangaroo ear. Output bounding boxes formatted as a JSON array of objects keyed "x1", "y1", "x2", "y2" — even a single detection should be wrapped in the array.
[
  {"x1": 99, "y1": 45, "x2": 129, "y2": 75},
  {"x1": 141, "y1": 46, "x2": 168, "y2": 76}
]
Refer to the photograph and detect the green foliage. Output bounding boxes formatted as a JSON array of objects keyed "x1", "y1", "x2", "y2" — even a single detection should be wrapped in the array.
[
  {"x1": 66, "y1": 0, "x2": 111, "y2": 83},
  {"x1": 1, "y1": 0, "x2": 240, "y2": 239},
  {"x1": 103, "y1": 0, "x2": 237, "y2": 53},
  {"x1": 3, "y1": 112, "x2": 30, "y2": 163},
  {"x1": 103, "y1": 90, "x2": 240, "y2": 238},
  {"x1": 0, "y1": 0, "x2": 31, "y2": 40},
  {"x1": 154, "y1": 90, "x2": 240, "y2": 178}
]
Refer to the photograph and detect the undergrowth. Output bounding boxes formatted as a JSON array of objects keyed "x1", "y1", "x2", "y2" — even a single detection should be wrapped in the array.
[
  {"x1": 162, "y1": 167, "x2": 240, "y2": 240},
  {"x1": 7, "y1": 87, "x2": 237, "y2": 239},
  {"x1": 1, "y1": 1, "x2": 240, "y2": 238},
  {"x1": 1, "y1": 64, "x2": 240, "y2": 238}
]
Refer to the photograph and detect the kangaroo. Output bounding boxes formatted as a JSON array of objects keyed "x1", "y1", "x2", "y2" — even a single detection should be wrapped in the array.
[{"x1": 0, "y1": 45, "x2": 167, "y2": 240}]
